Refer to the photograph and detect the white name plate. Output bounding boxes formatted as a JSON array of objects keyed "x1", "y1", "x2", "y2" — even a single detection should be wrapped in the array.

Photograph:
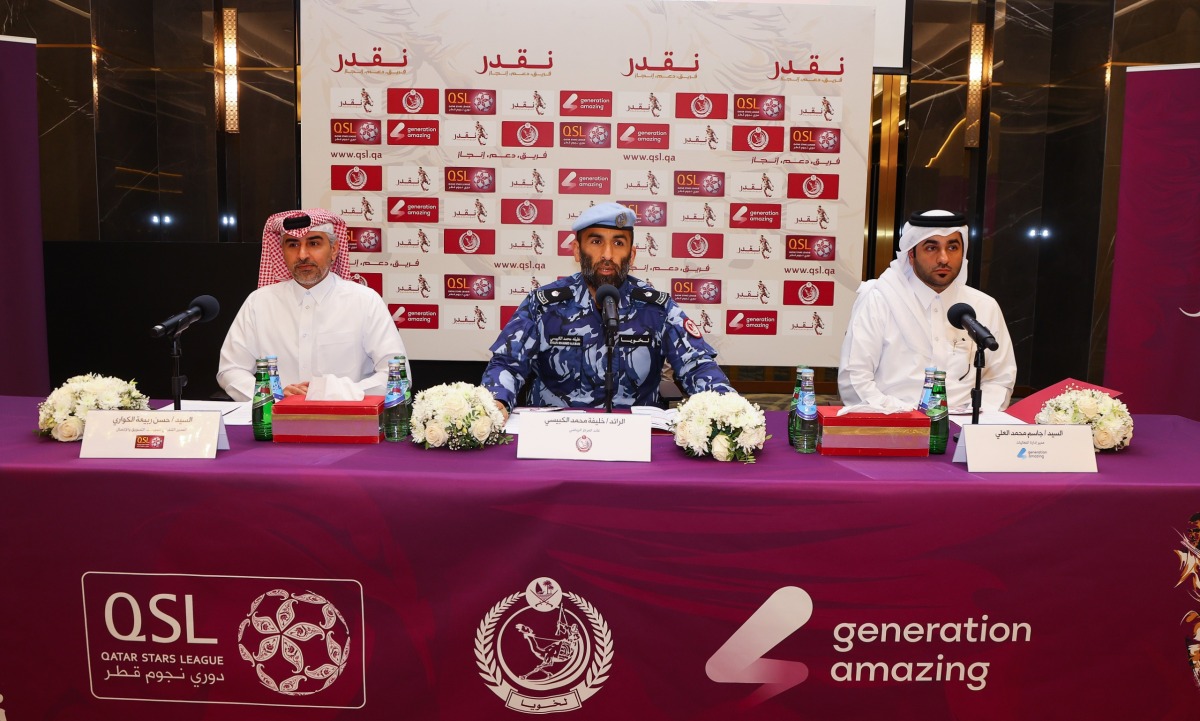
[
  {"x1": 517, "y1": 412, "x2": 652, "y2": 462},
  {"x1": 963, "y1": 424, "x2": 1097, "y2": 473},
  {"x1": 80, "y1": 410, "x2": 225, "y2": 459}
]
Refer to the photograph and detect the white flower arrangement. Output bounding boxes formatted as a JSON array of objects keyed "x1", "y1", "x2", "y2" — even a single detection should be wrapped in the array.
[
  {"x1": 410, "y1": 382, "x2": 512, "y2": 450},
  {"x1": 1034, "y1": 388, "x2": 1133, "y2": 452},
  {"x1": 37, "y1": 373, "x2": 150, "y2": 442},
  {"x1": 673, "y1": 391, "x2": 769, "y2": 463}
]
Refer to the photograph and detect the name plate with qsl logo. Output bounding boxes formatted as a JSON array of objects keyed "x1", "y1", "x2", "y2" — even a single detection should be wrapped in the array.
[
  {"x1": 80, "y1": 410, "x2": 225, "y2": 459},
  {"x1": 517, "y1": 412, "x2": 651, "y2": 462}
]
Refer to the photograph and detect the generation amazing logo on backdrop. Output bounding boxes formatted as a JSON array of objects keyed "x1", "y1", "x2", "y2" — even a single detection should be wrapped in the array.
[
  {"x1": 390, "y1": 303, "x2": 440, "y2": 329},
  {"x1": 81, "y1": 572, "x2": 365, "y2": 707}
]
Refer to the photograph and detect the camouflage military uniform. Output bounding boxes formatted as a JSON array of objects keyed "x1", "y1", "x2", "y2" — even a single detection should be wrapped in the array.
[{"x1": 483, "y1": 273, "x2": 732, "y2": 409}]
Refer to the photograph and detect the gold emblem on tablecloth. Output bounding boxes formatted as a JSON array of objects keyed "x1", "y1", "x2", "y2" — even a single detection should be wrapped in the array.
[{"x1": 475, "y1": 577, "x2": 613, "y2": 712}]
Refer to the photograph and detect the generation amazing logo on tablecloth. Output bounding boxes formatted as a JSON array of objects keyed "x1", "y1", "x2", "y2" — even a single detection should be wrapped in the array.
[
  {"x1": 81, "y1": 572, "x2": 364, "y2": 707},
  {"x1": 476, "y1": 577, "x2": 613, "y2": 714}
]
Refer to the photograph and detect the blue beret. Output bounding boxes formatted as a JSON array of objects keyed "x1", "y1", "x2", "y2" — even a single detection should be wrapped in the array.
[{"x1": 571, "y1": 202, "x2": 637, "y2": 233}]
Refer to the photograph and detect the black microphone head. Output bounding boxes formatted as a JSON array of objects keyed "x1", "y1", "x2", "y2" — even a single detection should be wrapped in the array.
[
  {"x1": 947, "y1": 302, "x2": 974, "y2": 330},
  {"x1": 190, "y1": 294, "x2": 220, "y2": 323},
  {"x1": 594, "y1": 284, "x2": 620, "y2": 306}
]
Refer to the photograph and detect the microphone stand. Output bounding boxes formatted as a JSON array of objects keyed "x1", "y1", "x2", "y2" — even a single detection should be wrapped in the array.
[
  {"x1": 169, "y1": 331, "x2": 188, "y2": 411},
  {"x1": 970, "y1": 344, "x2": 986, "y2": 425},
  {"x1": 603, "y1": 328, "x2": 615, "y2": 413}
]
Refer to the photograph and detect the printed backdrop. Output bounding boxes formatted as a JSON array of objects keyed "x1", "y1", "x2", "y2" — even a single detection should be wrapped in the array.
[{"x1": 300, "y1": 0, "x2": 873, "y2": 366}]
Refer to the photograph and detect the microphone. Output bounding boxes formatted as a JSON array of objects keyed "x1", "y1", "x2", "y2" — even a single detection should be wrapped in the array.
[
  {"x1": 595, "y1": 284, "x2": 620, "y2": 343},
  {"x1": 151, "y1": 295, "x2": 220, "y2": 338},
  {"x1": 948, "y1": 303, "x2": 999, "y2": 351}
]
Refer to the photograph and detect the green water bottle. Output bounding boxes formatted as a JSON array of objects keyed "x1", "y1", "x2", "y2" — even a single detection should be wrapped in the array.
[
  {"x1": 927, "y1": 370, "x2": 948, "y2": 454},
  {"x1": 787, "y1": 365, "x2": 804, "y2": 449},
  {"x1": 252, "y1": 359, "x2": 274, "y2": 441},
  {"x1": 795, "y1": 368, "x2": 818, "y2": 454},
  {"x1": 382, "y1": 356, "x2": 410, "y2": 442}
]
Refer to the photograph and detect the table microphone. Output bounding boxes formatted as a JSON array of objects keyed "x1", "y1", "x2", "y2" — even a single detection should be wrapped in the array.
[
  {"x1": 595, "y1": 284, "x2": 620, "y2": 343},
  {"x1": 151, "y1": 295, "x2": 220, "y2": 338},
  {"x1": 947, "y1": 302, "x2": 998, "y2": 351}
]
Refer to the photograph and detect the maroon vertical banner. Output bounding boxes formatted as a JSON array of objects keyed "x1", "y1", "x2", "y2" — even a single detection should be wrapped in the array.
[
  {"x1": 1106, "y1": 65, "x2": 1200, "y2": 419},
  {"x1": 0, "y1": 36, "x2": 49, "y2": 395}
]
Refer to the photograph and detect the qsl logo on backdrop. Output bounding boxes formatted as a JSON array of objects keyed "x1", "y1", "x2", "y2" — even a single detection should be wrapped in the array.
[
  {"x1": 388, "y1": 197, "x2": 439, "y2": 223},
  {"x1": 445, "y1": 274, "x2": 496, "y2": 300},
  {"x1": 390, "y1": 303, "x2": 439, "y2": 329},
  {"x1": 620, "y1": 200, "x2": 667, "y2": 227},
  {"x1": 443, "y1": 229, "x2": 496, "y2": 255},
  {"x1": 672, "y1": 232, "x2": 724, "y2": 259},
  {"x1": 386, "y1": 88, "x2": 440, "y2": 115},
  {"x1": 560, "y1": 91, "x2": 613, "y2": 117},
  {"x1": 501, "y1": 199, "x2": 554, "y2": 225},
  {"x1": 786, "y1": 234, "x2": 836, "y2": 261},
  {"x1": 501, "y1": 121, "x2": 555, "y2": 148},
  {"x1": 733, "y1": 94, "x2": 785, "y2": 121},
  {"x1": 559, "y1": 122, "x2": 612, "y2": 148},
  {"x1": 386, "y1": 119, "x2": 440, "y2": 146},
  {"x1": 559, "y1": 169, "x2": 611, "y2": 194},
  {"x1": 726, "y1": 310, "x2": 778, "y2": 335},
  {"x1": 787, "y1": 173, "x2": 840, "y2": 200},
  {"x1": 730, "y1": 203, "x2": 782, "y2": 229},
  {"x1": 675, "y1": 93, "x2": 728, "y2": 119},
  {"x1": 616, "y1": 123, "x2": 671, "y2": 149},
  {"x1": 348, "y1": 272, "x2": 383, "y2": 296},
  {"x1": 80, "y1": 572, "x2": 364, "y2": 707},
  {"x1": 445, "y1": 88, "x2": 497, "y2": 115},
  {"x1": 671, "y1": 278, "x2": 723, "y2": 304},
  {"x1": 790, "y1": 127, "x2": 841, "y2": 153},
  {"x1": 445, "y1": 167, "x2": 496, "y2": 193},
  {"x1": 476, "y1": 577, "x2": 614, "y2": 714},
  {"x1": 674, "y1": 171, "x2": 725, "y2": 197},
  {"x1": 348, "y1": 226, "x2": 382, "y2": 253},
  {"x1": 330, "y1": 165, "x2": 382, "y2": 192},
  {"x1": 783, "y1": 280, "x2": 835, "y2": 306},
  {"x1": 330, "y1": 120, "x2": 380, "y2": 145}
]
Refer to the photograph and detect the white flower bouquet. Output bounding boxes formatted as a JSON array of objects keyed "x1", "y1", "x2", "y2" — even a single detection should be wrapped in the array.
[
  {"x1": 37, "y1": 373, "x2": 150, "y2": 442},
  {"x1": 673, "y1": 391, "x2": 770, "y2": 463},
  {"x1": 410, "y1": 382, "x2": 512, "y2": 450},
  {"x1": 1034, "y1": 388, "x2": 1133, "y2": 452}
]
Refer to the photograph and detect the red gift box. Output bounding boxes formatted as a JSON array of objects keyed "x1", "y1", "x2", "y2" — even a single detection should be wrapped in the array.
[
  {"x1": 272, "y1": 395, "x2": 384, "y2": 444},
  {"x1": 816, "y1": 406, "x2": 930, "y2": 456}
]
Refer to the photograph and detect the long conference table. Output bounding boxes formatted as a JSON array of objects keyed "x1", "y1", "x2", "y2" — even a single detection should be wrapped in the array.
[{"x1": 3, "y1": 393, "x2": 1200, "y2": 720}]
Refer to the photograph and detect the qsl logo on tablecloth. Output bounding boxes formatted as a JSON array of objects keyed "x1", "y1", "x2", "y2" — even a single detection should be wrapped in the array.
[
  {"x1": 81, "y1": 572, "x2": 364, "y2": 707},
  {"x1": 476, "y1": 577, "x2": 614, "y2": 714}
]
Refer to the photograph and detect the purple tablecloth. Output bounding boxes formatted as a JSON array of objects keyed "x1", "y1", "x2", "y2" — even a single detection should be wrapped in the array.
[{"x1": 3, "y1": 395, "x2": 1200, "y2": 720}]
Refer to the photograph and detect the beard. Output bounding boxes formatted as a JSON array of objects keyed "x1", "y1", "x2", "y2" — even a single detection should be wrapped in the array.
[{"x1": 580, "y1": 253, "x2": 632, "y2": 290}]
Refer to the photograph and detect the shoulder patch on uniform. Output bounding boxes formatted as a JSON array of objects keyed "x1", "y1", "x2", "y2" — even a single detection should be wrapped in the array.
[
  {"x1": 535, "y1": 287, "x2": 572, "y2": 305},
  {"x1": 683, "y1": 317, "x2": 703, "y2": 338},
  {"x1": 632, "y1": 288, "x2": 669, "y2": 305}
]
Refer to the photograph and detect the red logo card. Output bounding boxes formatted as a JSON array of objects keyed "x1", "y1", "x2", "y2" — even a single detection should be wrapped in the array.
[
  {"x1": 330, "y1": 119, "x2": 381, "y2": 145},
  {"x1": 445, "y1": 88, "x2": 497, "y2": 115},
  {"x1": 616, "y1": 123, "x2": 671, "y2": 149},
  {"x1": 670, "y1": 278, "x2": 722, "y2": 304},
  {"x1": 348, "y1": 272, "x2": 383, "y2": 296},
  {"x1": 558, "y1": 169, "x2": 611, "y2": 194},
  {"x1": 442, "y1": 228, "x2": 496, "y2": 255},
  {"x1": 783, "y1": 280, "x2": 835, "y2": 306},
  {"x1": 558, "y1": 122, "x2": 612, "y2": 148},
  {"x1": 386, "y1": 87, "x2": 440, "y2": 114},
  {"x1": 671, "y1": 232, "x2": 724, "y2": 259},
  {"x1": 786, "y1": 173, "x2": 840, "y2": 199},
  {"x1": 729, "y1": 203, "x2": 782, "y2": 229},
  {"x1": 330, "y1": 165, "x2": 382, "y2": 192},
  {"x1": 501, "y1": 120, "x2": 555, "y2": 147},
  {"x1": 386, "y1": 119, "x2": 440, "y2": 145},
  {"x1": 620, "y1": 200, "x2": 666, "y2": 227},
  {"x1": 785, "y1": 234, "x2": 837, "y2": 261},
  {"x1": 387, "y1": 197, "x2": 439, "y2": 223},
  {"x1": 733, "y1": 94, "x2": 786, "y2": 121},
  {"x1": 726, "y1": 310, "x2": 778, "y2": 335},
  {"x1": 789, "y1": 127, "x2": 841, "y2": 153},
  {"x1": 444, "y1": 274, "x2": 496, "y2": 300},
  {"x1": 673, "y1": 171, "x2": 725, "y2": 197},
  {"x1": 675, "y1": 93, "x2": 728, "y2": 120},
  {"x1": 557, "y1": 231, "x2": 577, "y2": 256},
  {"x1": 444, "y1": 167, "x2": 497, "y2": 193},
  {"x1": 348, "y1": 226, "x2": 383, "y2": 253},
  {"x1": 500, "y1": 198, "x2": 554, "y2": 225},
  {"x1": 731, "y1": 125, "x2": 785, "y2": 152}
]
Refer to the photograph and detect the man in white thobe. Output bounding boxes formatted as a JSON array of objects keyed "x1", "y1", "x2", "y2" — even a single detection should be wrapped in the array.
[{"x1": 838, "y1": 210, "x2": 1016, "y2": 413}]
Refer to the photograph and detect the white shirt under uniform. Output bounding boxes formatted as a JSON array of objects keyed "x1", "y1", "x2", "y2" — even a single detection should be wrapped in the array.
[{"x1": 217, "y1": 273, "x2": 407, "y2": 402}]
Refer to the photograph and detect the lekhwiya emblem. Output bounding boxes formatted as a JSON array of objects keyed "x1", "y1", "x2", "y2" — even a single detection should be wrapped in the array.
[{"x1": 475, "y1": 577, "x2": 613, "y2": 713}]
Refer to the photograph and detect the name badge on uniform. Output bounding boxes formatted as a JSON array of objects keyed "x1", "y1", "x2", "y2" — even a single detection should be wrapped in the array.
[
  {"x1": 619, "y1": 334, "x2": 652, "y2": 347},
  {"x1": 548, "y1": 335, "x2": 583, "y2": 347}
]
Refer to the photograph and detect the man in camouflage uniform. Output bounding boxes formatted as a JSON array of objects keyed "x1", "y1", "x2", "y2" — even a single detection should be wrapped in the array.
[{"x1": 482, "y1": 202, "x2": 733, "y2": 412}]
